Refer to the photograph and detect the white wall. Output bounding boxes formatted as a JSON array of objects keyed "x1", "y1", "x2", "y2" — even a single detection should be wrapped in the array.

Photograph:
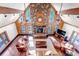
[
  {"x1": 60, "y1": 15, "x2": 79, "y2": 28},
  {"x1": 0, "y1": 14, "x2": 19, "y2": 28},
  {"x1": 62, "y1": 23, "x2": 79, "y2": 40},
  {"x1": 0, "y1": 23, "x2": 18, "y2": 41}
]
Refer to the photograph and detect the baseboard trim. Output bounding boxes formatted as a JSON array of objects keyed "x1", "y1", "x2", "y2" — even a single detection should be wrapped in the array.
[{"x1": 75, "y1": 48, "x2": 79, "y2": 53}]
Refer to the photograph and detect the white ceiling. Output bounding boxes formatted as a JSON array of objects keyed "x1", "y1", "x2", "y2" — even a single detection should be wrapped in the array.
[
  {"x1": 52, "y1": 3, "x2": 79, "y2": 28},
  {"x1": 60, "y1": 15, "x2": 79, "y2": 28},
  {"x1": 52, "y1": 3, "x2": 79, "y2": 13},
  {"x1": 0, "y1": 3, "x2": 29, "y2": 10},
  {"x1": 0, "y1": 14, "x2": 20, "y2": 28},
  {"x1": 0, "y1": 3, "x2": 79, "y2": 28},
  {"x1": 0, "y1": 3, "x2": 29, "y2": 28}
]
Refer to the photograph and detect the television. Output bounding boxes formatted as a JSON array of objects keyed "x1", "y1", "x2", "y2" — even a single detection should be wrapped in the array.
[{"x1": 57, "y1": 29, "x2": 66, "y2": 36}]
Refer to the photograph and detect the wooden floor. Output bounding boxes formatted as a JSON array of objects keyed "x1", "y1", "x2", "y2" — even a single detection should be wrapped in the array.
[
  {"x1": 1, "y1": 34, "x2": 65, "y2": 56},
  {"x1": 1, "y1": 35, "x2": 29, "y2": 56}
]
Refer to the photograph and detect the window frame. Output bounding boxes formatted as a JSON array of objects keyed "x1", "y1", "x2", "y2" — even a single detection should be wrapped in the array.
[{"x1": 0, "y1": 31, "x2": 10, "y2": 53}]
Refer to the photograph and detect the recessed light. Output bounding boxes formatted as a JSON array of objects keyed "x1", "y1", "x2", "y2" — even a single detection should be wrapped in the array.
[
  {"x1": 77, "y1": 16, "x2": 79, "y2": 18},
  {"x1": 4, "y1": 15, "x2": 7, "y2": 18}
]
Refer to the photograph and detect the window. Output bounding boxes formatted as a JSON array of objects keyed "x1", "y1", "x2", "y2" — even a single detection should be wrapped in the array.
[
  {"x1": 25, "y1": 7, "x2": 31, "y2": 23},
  {"x1": 0, "y1": 32, "x2": 9, "y2": 53},
  {"x1": 70, "y1": 31, "x2": 77, "y2": 43},
  {"x1": 48, "y1": 8, "x2": 55, "y2": 34},
  {"x1": 0, "y1": 37, "x2": 5, "y2": 49},
  {"x1": 28, "y1": 26, "x2": 33, "y2": 34},
  {"x1": 21, "y1": 25, "x2": 26, "y2": 33},
  {"x1": 1, "y1": 32, "x2": 9, "y2": 44},
  {"x1": 48, "y1": 26, "x2": 51, "y2": 34},
  {"x1": 74, "y1": 34, "x2": 79, "y2": 49},
  {"x1": 18, "y1": 16, "x2": 24, "y2": 23},
  {"x1": 49, "y1": 8, "x2": 55, "y2": 23}
]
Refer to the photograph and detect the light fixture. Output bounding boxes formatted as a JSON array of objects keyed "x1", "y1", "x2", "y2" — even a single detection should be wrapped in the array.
[
  {"x1": 77, "y1": 16, "x2": 79, "y2": 18},
  {"x1": 38, "y1": 18, "x2": 42, "y2": 22},
  {"x1": 4, "y1": 14, "x2": 7, "y2": 18}
]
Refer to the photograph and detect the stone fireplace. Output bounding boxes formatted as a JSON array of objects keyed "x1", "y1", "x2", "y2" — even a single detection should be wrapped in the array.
[{"x1": 33, "y1": 26, "x2": 47, "y2": 34}]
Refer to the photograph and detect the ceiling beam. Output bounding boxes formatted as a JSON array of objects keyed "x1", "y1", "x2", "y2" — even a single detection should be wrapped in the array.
[
  {"x1": 61, "y1": 8, "x2": 79, "y2": 15},
  {"x1": 0, "y1": 6, "x2": 22, "y2": 14}
]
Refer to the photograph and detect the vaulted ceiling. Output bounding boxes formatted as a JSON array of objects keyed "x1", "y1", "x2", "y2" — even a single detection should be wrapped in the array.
[
  {"x1": 53, "y1": 3, "x2": 79, "y2": 28},
  {"x1": 0, "y1": 3, "x2": 29, "y2": 28},
  {"x1": 29, "y1": 3, "x2": 54, "y2": 19},
  {"x1": 0, "y1": 14, "x2": 20, "y2": 28},
  {"x1": 0, "y1": 3, "x2": 79, "y2": 28},
  {"x1": 0, "y1": 3, "x2": 29, "y2": 10},
  {"x1": 52, "y1": 3, "x2": 79, "y2": 13}
]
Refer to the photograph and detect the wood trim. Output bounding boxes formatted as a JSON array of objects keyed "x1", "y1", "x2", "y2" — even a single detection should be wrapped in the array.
[
  {"x1": 0, "y1": 6, "x2": 22, "y2": 14},
  {"x1": 19, "y1": 34, "x2": 33, "y2": 36},
  {"x1": 75, "y1": 48, "x2": 79, "y2": 54},
  {"x1": 51, "y1": 3, "x2": 57, "y2": 14},
  {"x1": 4, "y1": 31, "x2": 10, "y2": 42},
  {"x1": 59, "y1": 19, "x2": 64, "y2": 29},
  {"x1": 47, "y1": 34, "x2": 53, "y2": 36},
  {"x1": 15, "y1": 15, "x2": 27, "y2": 34},
  {"x1": 61, "y1": 8, "x2": 79, "y2": 15},
  {"x1": 15, "y1": 20, "x2": 21, "y2": 34}
]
